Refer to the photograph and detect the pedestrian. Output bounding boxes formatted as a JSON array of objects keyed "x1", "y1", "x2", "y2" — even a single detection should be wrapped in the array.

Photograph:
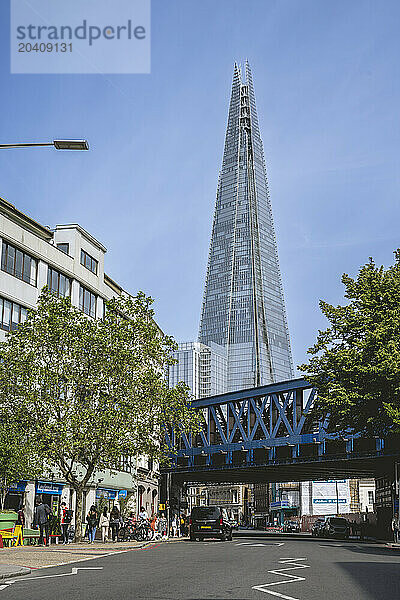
[
  {"x1": 99, "y1": 507, "x2": 110, "y2": 543},
  {"x1": 150, "y1": 513, "x2": 157, "y2": 532},
  {"x1": 86, "y1": 505, "x2": 98, "y2": 543},
  {"x1": 33, "y1": 497, "x2": 52, "y2": 546},
  {"x1": 60, "y1": 502, "x2": 73, "y2": 544},
  {"x1": 171, "y1": 514, "x2": 177, "y2": 537},
  {"x1": 180, "y1": 515, "x2": 187, "y2": 537},
  {"x1": 16, "y1": 503, "x2": 25, "y2": 528},
  {"x1": 138, "y1": 506, "x2": 149, "y2": 521},
  {"x1": 109, "y1": 506, "x2": 122, "y2": 542},
  {"x1": 391, "y1": 512, "x2": 399, "y2": 543},
  {"x1": 158, "y1": 512, "x2": 168, "y2": 539}
]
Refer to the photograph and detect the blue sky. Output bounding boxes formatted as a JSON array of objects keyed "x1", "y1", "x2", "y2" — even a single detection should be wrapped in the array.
[{"x1": 1, "y1": 0, "x2": 399, "y2": 372}]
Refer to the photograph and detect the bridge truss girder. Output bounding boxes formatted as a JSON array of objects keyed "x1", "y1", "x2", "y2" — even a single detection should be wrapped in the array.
[{"x1": 164, "y1": 378, "x2": 397, "y2": 482}]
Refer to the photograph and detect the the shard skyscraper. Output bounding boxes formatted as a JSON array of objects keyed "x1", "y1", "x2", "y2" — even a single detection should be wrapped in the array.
[{"x1": 199, "y1": 61, "x2": 294, "y2": 390}]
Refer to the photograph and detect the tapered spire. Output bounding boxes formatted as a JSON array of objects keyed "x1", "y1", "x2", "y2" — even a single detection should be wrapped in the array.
[{"x1": 199, "y1": 62, "x2": 294, "y2": 390}]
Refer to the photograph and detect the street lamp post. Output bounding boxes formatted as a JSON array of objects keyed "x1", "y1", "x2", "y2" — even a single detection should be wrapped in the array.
[
  {"x1": 335, "y1": 480, "x2": 339, "y2": 516},
  {"x1": 0, "y1": 140, "x2": 89, "y2": 150}
]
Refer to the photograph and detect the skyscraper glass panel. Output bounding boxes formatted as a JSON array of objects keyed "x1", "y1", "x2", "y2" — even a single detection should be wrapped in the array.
[{"x1": 199, "y1": 61, "x2": 294, "y2": 390}]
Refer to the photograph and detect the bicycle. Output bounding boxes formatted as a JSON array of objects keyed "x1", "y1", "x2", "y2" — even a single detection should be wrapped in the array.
[
  {"x1": 117, "y1": 520, "x2": 136, "y2": 542},
  {"x1": 134, "y1": 519, "x2": 154, "y2": 542}
]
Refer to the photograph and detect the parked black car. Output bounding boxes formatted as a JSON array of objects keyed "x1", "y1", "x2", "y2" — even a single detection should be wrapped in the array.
[
  {"x1": 190, "y1": 506, "x2": 233, "y2": 541},
  {"x1": 322, "y1": 517, "x2": 350, "y2": 539},
  {"x1": 311, "y1": 518, "x2": 325, "y2": 537}
]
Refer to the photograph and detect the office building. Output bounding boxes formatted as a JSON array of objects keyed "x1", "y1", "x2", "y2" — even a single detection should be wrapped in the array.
[
  {"x1": 168, "y1": 341, "x2": 227, "y2": 399},
  {"x1": 198, "y1": 61, "x2": 294, "y2": 390},
  {"x1": 0, "y1": 196, "x2": 158, "y2": 525}
]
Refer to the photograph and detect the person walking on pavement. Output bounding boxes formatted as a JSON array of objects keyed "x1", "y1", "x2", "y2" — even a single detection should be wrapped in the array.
[
  {"x1": 109, "y1": 506, "x2": 122, "y2": 542},
  {"x1": 86, "y1": 505, "x2": 98, "y2": 543},
  {"x1": 60, "y1": 502, "x2": 73, "y2": 544},
  {"x1": 33, "y1": 497, "x2": 52, "y2": 546},
  {"x1": 158, "y1": 512, "x2": 167, "y2": 539},
  {"x1": 180, "y1": 515, "x2": 186, "y2": 537},
  {"x1": 150, "y1": 513, "x2": 157, "y2": 533},
  {"x1": 99, "y1": 507, "x2": 110, "y2": 543},
  {"x1": 171, "y1": 514, "x2": 177, "y2": 537},
  {"x1": 391, "y1": 512, "x2": 399, "y2": 543},
  {"x1": 16, "y1": 503, "x2": 25, "y2": 528}
]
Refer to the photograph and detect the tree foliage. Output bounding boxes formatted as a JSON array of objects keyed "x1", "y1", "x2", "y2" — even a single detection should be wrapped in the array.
[
  {"x1": 0, "y1": 288, "x2": 201, "y2": 536},
  {"x1": 299, "y1": 252, "x2": 400, "y2": 437},
  {"x1": 0, "y1": 421, "x2": 42, "y2": 509}
]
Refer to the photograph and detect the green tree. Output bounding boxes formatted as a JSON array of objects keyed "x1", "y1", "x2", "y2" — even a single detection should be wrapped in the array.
[
  {"x1": 300, "y1": 252, "x2": 400, "y2": 436},
  {"x1": 0, "y1": 289, "x2": 201, "y2": 539},
  {"x1": 0, "y1": 420, "x2": 42, "y2": 510}
]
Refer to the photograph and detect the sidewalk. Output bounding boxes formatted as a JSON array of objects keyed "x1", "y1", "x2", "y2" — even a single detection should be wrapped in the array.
[
  {"x1": 0, "y1": 538, "x2": 186, "y2": 578},
  {"x1": 385, "y1": 542, "x2": 400, "y2": 550}
]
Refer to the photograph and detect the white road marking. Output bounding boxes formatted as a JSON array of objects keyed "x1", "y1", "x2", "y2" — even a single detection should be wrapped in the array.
[
  {"x1": 252, "y1": 557, "x2": 310, "y2": 600},
  {"x1": 2, "y1": 566, "x2": 103, "y2": 589},
  {"x1": 235, "y1": 542, "x2": 285, "y2": 547}
]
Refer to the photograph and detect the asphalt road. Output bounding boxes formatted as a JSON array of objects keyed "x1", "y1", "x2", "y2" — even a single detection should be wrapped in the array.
[{"x1": 0, "y1": 533, "x2": 399, "y2": 600}]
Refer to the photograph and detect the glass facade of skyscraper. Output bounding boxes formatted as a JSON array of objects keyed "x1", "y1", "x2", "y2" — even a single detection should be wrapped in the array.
[
  {"x1": 199, "y1": 62, "x2": 294, "y2": 390},
  {"x1": 168, "y1": 342, "x2": 227, "y2": 399}
]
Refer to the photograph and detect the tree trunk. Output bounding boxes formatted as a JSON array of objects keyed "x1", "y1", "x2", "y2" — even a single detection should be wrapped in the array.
[
  {"x1": 0, "y1": 477, "x2": 8, "y2": 510},
  {"x1": 74, "y1": 487, "x2": 84, "y2": 542}
]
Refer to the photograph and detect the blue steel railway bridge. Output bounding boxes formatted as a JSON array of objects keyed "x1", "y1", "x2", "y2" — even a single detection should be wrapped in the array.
[{"x1": 163, "y1": 378, "x2": 400, "y2": 484}]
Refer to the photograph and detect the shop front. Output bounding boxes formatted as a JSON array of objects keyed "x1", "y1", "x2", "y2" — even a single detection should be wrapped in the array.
[
  {"x1": 35, "y1": 481, "x2": 64, "y2": 516},
  {"x1": 4, "y1": 481, "x2": 27, "y2": 511},
  {"x1": 269, "y1": 500, "x2": 299, "y2": 525},
  {"x1": 96, "y1": 488, "x2": 127, "y2": 511}
]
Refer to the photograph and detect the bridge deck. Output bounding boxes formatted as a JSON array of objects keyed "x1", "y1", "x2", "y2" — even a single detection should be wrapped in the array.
[{"x1": 164, "y1": 378, "x2": 399, "y2": 482}]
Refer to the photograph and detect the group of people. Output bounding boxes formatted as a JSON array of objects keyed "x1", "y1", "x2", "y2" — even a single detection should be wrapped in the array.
[
  {"x1": 31, "y1": 498, "x2": 190, "y2": 545},
  {"x1": 170, "y1": 514, "x2": 189, "y2": 537},
  {"x1": 86, "y1": 505, "x2": 160, "y2": 542},
  {"x1": 85, "y1": 505, "x2": 125, "y2": 543}
]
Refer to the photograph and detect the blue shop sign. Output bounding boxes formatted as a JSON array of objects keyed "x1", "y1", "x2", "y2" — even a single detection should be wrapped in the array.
[
  {"x1": 118, "y1": 490, "x2": 127, "y2": 499},
  {"x1": 9, "y1": 481, "x2": 27, "y2": 493},
  {"x1": 270, "y1": 500, "x2": 290, "y2": 509},
  {"x1": 96, "y1": 488, "x2": 117, "y2": 500},
  {"x1": 36, "y1": 481, "x2": 63, "y2": 495}
]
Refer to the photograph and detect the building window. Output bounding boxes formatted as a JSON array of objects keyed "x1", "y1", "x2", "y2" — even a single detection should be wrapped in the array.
[
  {"x1": 47, "y1": 267, "x2": 71, "y2": 298},
  {"x1": 79, "y1": 285, "x2": 96, "y2": 317},
  {"x1": 0, "y1": 296, "x2": 28, "y2": 332},
  {"x1": 368, "y1": 491, "x2": 374, "y2": 505},
  {"x1": 57, "y1": 243, "x2": 69, "y2": 255},
  {"x1": 1, "y1": 241, "x2": 37, "y2": 286},
  {"x1": 116, "y1": 455, "x2": 132, "y2": 473},
  {"x1": 80, "y1": 249, "x2": 98, "y2": 275}
]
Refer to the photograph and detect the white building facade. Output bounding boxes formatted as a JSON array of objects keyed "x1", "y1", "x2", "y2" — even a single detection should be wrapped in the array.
[{"x1": 0, "y1": 196, "x2": 159, "y2": 527}]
